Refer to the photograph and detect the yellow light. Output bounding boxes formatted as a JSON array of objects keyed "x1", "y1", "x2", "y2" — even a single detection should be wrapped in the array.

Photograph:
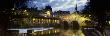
[
  {"x1": 44, "y1": 16, "x2": 47, "y2": 17},
  {"x1": 26, "y1": 14, "x2": 29, "y2": 15},
  {"x1": 32, "y1": 31, "x2": 37, "y2": 35},
  {"x1": 80, "y1": 17, "x2": 87, "y2": 21},
  {"x1": 60, "y1": 12, "x2": 91, "y2": 26},
  {"x1": 42, "y1": 22, "x2": 43, "y2": 24},
  {"x1": 33, "y1": 18, "x2": 36, "y2": 21},
  {"x1": 109, "y1": 21, "x2": 110, "y2": 24},
  {"x1": 72, "y1": 34, "x2": 76, "y2": 36},
  {"x1": 55, "y1": 20, "x2": 57, "y2": 23},
  {"x1": 52, "y1": 20, "x2": 55, "y2": 23},
  {"x1": 24, "y1": 10, "x2": 27, "y2": 12},
  {"x1": 49, "y1": 19, "x2": 51, "y2": 23},
  {"x1": 57, "y1": 20, "x2": 59, "y2": 23},
  {"x1": 81, "y1": 32, "x2": 85, "y2": 36},
  {"x1": 89, "y1": 15, "x2": 91, "y2": 17},
  {"x1": 55, "y1": 30, "x2": 57, "y2": 33},
  {"x1": 53, "y1": 15, "x2": 55, "y2": 17},
  {"x1": 41, "y1": 19, "x2": 43, "y2": 21},
  {"x1": 49, "y1": 31, "x2": 51, "y2": 34},
  {"x1": 46, "y1": 11, "x2": 51, "y2": 16},
  {"x1": 12, "y1": 8, "x2": 14, "y2": 10},
  {"x1": 41, "y1": 32, "x2": 43, "y2": 35}
]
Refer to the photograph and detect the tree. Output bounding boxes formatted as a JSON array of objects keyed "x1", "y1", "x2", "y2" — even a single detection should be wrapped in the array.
[{"x1": 81, "y1": 2, "x2": 91, "y2": 14}]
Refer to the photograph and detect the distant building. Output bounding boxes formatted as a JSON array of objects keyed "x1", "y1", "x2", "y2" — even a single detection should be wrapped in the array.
[
  {"x1": 40, "y1": 5, "x2": 53, "y2": 17},
  {"x1": 27, "y1": 5, "x2": 53, "y2": 17},
  {"x1": 53, "y1": 10, "x2": 70, "y2": 18}
]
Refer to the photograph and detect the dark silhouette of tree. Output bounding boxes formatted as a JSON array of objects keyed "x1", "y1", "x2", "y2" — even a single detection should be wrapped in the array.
[
  {"x1": 90, "y1": 0, "x2": 110, "y2": 35},
  {"x1": 82, "y1": 2, "x2": 91, "y2": 14},
  {"x1": 0, "y1": 0, "x2": 13, "y2": 36}
]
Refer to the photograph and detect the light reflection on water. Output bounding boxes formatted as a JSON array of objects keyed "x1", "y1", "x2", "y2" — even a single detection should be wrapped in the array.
[
  {"x1": 8, "y1": 27, "x2": 54, "y2": 33},
  {"x1": 60, "y1": 29, "x2": 84, "y2": 36},
  {"x1": 8, "y1": 27, "x2": 85, "y2": 36},
  {"x1": 8, "y1": 27, "x2": 103, "y2": 36}
]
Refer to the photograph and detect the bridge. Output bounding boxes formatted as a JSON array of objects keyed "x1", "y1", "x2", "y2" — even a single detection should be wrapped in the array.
[{"x1": 60, "y1": 12, "x2": 91, "y2": 26}]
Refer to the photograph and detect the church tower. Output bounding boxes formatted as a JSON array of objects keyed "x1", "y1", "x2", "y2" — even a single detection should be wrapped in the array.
[{"x1": 75, "y1": 4, "x2": 79, "y2": 12}]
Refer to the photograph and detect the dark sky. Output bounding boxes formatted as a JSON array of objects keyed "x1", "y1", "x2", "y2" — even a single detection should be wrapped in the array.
[{"x1": 24, "y1": 0, "x2": 89, "y2": 12}]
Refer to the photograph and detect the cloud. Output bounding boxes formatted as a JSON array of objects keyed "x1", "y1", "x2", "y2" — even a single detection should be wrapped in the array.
[{"x1": 26, "y1": 0, "x2": 89, "y2": 12}]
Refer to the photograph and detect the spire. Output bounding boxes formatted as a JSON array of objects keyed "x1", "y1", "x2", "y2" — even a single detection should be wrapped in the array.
[{"x1": 75, "y1": 4, "x2": 77, "y2": 12}]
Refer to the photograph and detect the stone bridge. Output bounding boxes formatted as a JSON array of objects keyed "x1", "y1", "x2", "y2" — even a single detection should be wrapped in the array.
[{"x1": 60, "y1": 13, "x2": 91, "y2": 26}]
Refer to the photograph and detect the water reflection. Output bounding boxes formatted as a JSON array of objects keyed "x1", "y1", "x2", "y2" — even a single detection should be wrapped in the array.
[
  {"x1": 60, "y1": 29, "x2": 84, "y2": 36},
  {"x1": 8, "y1": 27, "x2": 86, "y2": 36},
  {"x1": 8, "y1": 20, "x2": 101, "y2": 36}
]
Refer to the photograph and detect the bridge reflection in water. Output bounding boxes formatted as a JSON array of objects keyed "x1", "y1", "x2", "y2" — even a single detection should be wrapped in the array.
[
  {"x1": 8, "y1": 27, "x2": 86, "y2": 36},
  {"x1": 8, "y1": 27, "x2": 104, "y2": 36}
]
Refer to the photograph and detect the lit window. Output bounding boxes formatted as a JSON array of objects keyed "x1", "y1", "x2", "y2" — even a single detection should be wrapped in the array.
[
  {"x1": 55, "y1": 20, "x2": 57, "y2": 23},
  {"x1": 52, "y1": 20, "x2": 55, "y2": 23},
  {"x1": 44, "y1": 16, "x2": 47, "y2": 17},
  {"x1": 57, "y1": 20, "x2": 59, "y2": 23},
  {"x1": 33, "y1": 18, "x2": 36, "y2": 21},
  {"x1": 26, "y1": 14, "x2": 29, "y2": 15},
  {"x1": 49, "y1": 19, "x2": 51, "y2": 23},
  {"x1": 41, "y1": 21, "x2": 43, "y2": 23}
]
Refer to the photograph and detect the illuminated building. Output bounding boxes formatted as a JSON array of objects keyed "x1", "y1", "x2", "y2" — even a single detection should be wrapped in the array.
[
  {"x1": 31, "y1": 16, "x2": 61, "y2": 27},
  {"x1": 10, "y1": 14, "x2": 61, "y2": 28},
  {"x1": 42, "y1": 5, "x2": 53, "y2": 17}
]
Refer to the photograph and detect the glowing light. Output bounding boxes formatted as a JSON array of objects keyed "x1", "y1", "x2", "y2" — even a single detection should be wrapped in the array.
[
  {"x1": 11, "y1": 8, "x2": 15, "y2": 10},
  {"x1": 44, "y1": 15, "x2": 47, "y2": 17},
  {"x1": 60, "y1": 13, "x2": 91, "y2": 26},
  {"x1": 57, "y1": 20, "x2": 59, "y2": 23},
  {"x1": 42, "y1": 22, "x2": 43, "y2": 24},
  {"x1": 32, "y1": 32, "x2": 37, "y2": 35},
  {"x1": 49, "y1": 19, "x2": 51, "y2": 23},
  {"x1": 41, "y1": 19, "x2": 43, "y2": 20},
  {"x1": 26, "y1": 14, "x2": 29, "y2": 15},
  {"x1": 46, "y1": 11, "x2": 51, "y2": 16},
  {"x1": 33, "y1": 18, "x2": 36, "y2": 21},
  {"x1": 89, "y1": 15, "x2": 91, "y2": 17},
  {"x1": 41, "y1": 32, "x2": 44, "y2": 34},
  {"x1": 80, "y1": 17, "x2": 87, "y2": 22},
  {"x1": 48, "y1": 31, "x2": 51, "y2": 34},
  {"x1": 81, "y1": 32, "x2": 85, "y2": 36},
  {"x1": 53, "y1": 15, "x2": 55, "y2": 17},
  {"x1": 72, "y1": 34, "x2": 76, "y2": 36},
  {"x1": 55, "y1": 20, "x2": 57, "y2": 23},
  {"x1": 109, "y1": 21, "x2": 110, "y2": 24},
  {"x1": 24, "y1": 10, "x2": 27, "y2": 12},
  {"x1": 55, "y1": 30, "x2": 57, "y2": 33}
]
